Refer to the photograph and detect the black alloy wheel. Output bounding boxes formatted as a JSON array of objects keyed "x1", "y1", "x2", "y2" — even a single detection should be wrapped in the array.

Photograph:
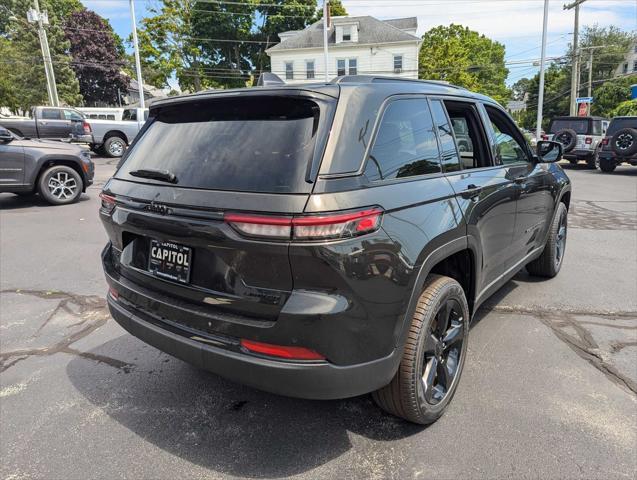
[{"x1": 422, "y1": 298, "x2": 465, "y2": 404}]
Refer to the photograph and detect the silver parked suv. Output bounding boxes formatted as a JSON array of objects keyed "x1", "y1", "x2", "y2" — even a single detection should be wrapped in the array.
[{"x1": 545, "y1": 116, "x2": 608, "y2": 168}]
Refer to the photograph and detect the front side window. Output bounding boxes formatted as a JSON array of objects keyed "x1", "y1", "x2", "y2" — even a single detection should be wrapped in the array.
[
  {"x1": 122, "y1": 109, "x2": 137, "y2": 121},
  {"x1": 337, "y1": 59, "x2": 346, "y2": 76},
  {"x1": 306, "y1": 60, "x2": 315, "y2": 79},
  {"x1": 393, "y1": 55, "x2": 403, "y2": 73},
  {"x1": 285, "y1": 61, "x2": 294, "y2": 80},
  {"x1": 365, "y1": 98, "x2": 441, "y2": 182},
  {"x1": 485, "y1": 106, "x2": 530, "y2": 165}
]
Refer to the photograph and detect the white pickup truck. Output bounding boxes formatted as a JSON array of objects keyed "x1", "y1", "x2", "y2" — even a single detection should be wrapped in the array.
[{"x1": 88, "y1": 107, "x2": 148, "y2": 158}]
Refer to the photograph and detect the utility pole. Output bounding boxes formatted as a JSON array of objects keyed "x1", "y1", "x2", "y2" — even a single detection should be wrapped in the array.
[
  {"x1": 27, "y1": 0, "x2": 59, "y2": 106},
  {"x1": 129, "y1": 0, "x2": 145, "y2": 109},
  {"x1": 536, "y1": 0, "x2": 549, "y2": 141},
  {"x1": 564, "y1": 0, "x2": 586, "y2": 116},
  {"x1": 323, "y1": 1, "x2": 329, "y2": 82}
]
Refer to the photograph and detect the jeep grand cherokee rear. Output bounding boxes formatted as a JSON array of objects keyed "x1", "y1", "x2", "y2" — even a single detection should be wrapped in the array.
[{"x1": 101, "y1": 79, "x2": 570, "y2": 425}]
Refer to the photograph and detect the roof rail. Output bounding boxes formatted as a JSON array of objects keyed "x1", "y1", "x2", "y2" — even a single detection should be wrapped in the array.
[{"x1": 330, "y1": 75, "x2": 466, "y2": 90}]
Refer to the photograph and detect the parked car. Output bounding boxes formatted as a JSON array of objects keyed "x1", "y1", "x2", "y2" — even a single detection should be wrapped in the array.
[
  {"x1": 0, "y1": 106, "x2": 93, "y2": 144},
  {"x1": 597, "y1": 116, "x2": 637, "y2": 172},
  {"x1": 99, "y1": 76, "x2": 570, "y2": 425},
  {"x1": 88, "y1": 107, "x2": 148, "y2": 158},
  {"x1": 0, "y1": 127, "x2": 94, "y2": 204},
  {"x1": 544, "y1": 116, "x2": 608, "y2": 168}
]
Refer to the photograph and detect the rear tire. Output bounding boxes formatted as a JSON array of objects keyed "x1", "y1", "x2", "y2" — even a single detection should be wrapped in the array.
[
  {"x1": 372, "y1": 275, "x2": 469, "y2": 424},
  {"x1": 103, "y1": 136, "x2": 126, "y2": 158},
  {"x1": 38, "y1": 165, "x2": 83, "y2": 205},
  {"x1": 599, "y1": 158, "x2": 616, "y2": 173},
  {"x1": 526, "y1": 202, "x2": 568, "y2": 278}
]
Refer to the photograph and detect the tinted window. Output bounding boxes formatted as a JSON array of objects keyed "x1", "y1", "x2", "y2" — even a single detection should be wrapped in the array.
[
  {"x1": 486, "y1": 106, "x2": 530, "y2": 165},
  {"x1": 41, "y1": 109, "x2": 60, "y2": 120},
  {"x1": 430, "y1": 99, "x2": 461, "y2": 172},
  {"x1": 117, "y1": 96, "x2": 322, "y2": 194},
  {"x1": 607, "y1": 118, "x2": 637, "y2": 135},
  {"x1": 550, "y1": 119, "x2": 589, "y2": 134},
  {"x1": 365, "y1": 99, "x2": 441, "y2": 182}
]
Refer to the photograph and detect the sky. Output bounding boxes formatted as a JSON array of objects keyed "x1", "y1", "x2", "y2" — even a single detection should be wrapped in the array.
[{"x1": 82, "y1": 0, "x2": 637, "y2": 89}]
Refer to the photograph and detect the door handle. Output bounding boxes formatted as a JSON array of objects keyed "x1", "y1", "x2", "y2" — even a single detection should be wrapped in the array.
[
  {"x1": 460, "y1": 184, "x2": 482, "y2": 199},
  {"x1": 513, "y1": 176, "x2": 527, "y2": 184}
]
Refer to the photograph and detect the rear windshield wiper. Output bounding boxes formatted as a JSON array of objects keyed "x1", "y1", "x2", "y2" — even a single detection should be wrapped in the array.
[{"x1": 129, "y1": 169, "x2": 178, "y2": 184}]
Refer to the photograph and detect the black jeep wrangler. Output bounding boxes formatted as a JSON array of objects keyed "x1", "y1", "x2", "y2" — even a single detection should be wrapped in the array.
[
  {"x1": 100, "y1": 76, "x2": 571, "y2": 424},
  {"x1": 597, "y1": 116, "x2": 637, "y2": 172}
]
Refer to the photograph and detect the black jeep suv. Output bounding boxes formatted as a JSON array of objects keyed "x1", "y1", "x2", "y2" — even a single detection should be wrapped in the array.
[
  {"x1": 100, "y1": 76, "x2": 570, "y2": 424},
  {"x1": 597, "y1": 116, "x2": 637, "y2": 172}
]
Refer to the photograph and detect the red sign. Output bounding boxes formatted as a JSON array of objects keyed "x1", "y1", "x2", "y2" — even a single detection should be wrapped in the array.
[{"x1": 578, "y1": 102, "x2": 588, "y2": 116}]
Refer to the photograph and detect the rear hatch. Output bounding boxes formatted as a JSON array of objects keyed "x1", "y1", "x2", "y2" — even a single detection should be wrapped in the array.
[{"x1": 101, "y1": 90, "x2": 337, "y2": 325}]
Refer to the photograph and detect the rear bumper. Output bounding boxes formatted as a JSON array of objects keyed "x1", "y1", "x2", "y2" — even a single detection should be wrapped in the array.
[
  {"x1": 102, "y1": 245, "x2": 401, "y2": 400},
  {"x1": 107, "y1": 294, "x2": 398, "y2": 399},
  {"x1": 564, "y1": 149, "x2": 594, "y2": 160},
  {"x1": 72, "y1": 134, "x2": 94, "y2": 144}
]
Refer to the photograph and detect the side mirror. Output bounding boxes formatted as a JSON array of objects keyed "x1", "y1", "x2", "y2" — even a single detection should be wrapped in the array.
[
  {"x1": 536, "y1": 140, "x2": 562, "y2": 163},
  {"x1": 0, "y1": 127, "x2": 13, "y2": 143}
]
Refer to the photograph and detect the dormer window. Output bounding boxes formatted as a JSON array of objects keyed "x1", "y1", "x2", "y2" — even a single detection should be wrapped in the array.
[{"x1": 342, "y1": 25, "x2": 352, "y2": 41}]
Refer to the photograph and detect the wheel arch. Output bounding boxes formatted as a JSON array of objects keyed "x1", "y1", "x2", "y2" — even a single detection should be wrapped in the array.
[
  {"x1": 103, "y1": 130, "x2": 129, "y2": 144},
  {"x1": 394, "y1": 237, "x2": 478, "y2": 350},
  {"x1": 34, "y1": 158, "x2": 86, "y2": 192}
]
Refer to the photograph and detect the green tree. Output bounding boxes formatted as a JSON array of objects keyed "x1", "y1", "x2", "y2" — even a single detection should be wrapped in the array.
[
  {"x1": 591, "y1": 75, "x2": 637, "y2": 116},
  {"x1": 611, "y1": 99, "x2": 637, "y2": 117},
  {"x1": 418, "y1": 24, "x2": 509, "y2": 104},
  {"x1": 519, "y1": 63, "x2": 570, "y2": 130},
  {"x1": 511, "y1": 77, "x2": 534, "y2": 102},
  {"x1": 0, "y1": 0, "x2": 82, "y2": 110},
  {"x1": 316, "y1": 0, "x2": 347, "y2": 18},
  {"x1": 251, "y1": 0, "x2": 317, "y2": 74}
]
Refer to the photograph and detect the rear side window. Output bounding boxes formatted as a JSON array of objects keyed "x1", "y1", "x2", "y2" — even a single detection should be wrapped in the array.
[
  {"x1": 550, "y1": 119, "x2": 589, "y2": 134},
  {"x1": 365, "y1": 99, "x2": 441, "y2": 182},
  {"x1": 117, "y1": 96, "x2": 323, "y2": 193},
  {"x1": 41, "y1": 109, "x2": 61, "y2": 120},
  {"x1": 607, "y1": 118, "x2": 637, "y2": 135}
]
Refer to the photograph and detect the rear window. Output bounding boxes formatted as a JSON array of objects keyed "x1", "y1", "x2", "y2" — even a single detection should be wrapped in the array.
[
  {"x1": 117, "y1": 96, "x2": 322, "y2": 193},
  {"x1": 549, "y1": 119, "x2": 590, "y2": 134},
  {"x1": 607, "y1": 118, "x2": 637, "y2": 135}
]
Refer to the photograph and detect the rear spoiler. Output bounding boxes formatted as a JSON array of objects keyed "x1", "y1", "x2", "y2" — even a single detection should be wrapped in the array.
[{"x1": 256, "y1": 73, "x2": 285, "y2": 86}]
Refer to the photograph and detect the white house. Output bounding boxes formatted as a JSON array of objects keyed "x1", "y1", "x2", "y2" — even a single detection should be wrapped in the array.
[
  {"x1": 615, "y1": 42, "x2": 637, "y2": 77},
  {"x1": 266, "y1": 16, "x2": 422, "y2": 83}
]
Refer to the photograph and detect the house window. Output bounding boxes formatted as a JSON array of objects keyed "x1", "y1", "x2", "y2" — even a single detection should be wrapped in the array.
[
  {"x1": 634, "y1": 44, "x2": 637, "y2": 53},
  {"x1": 634, "y1": 60, "x2": 637, "y2": 72},
  {"x1": 623, "y1": 63, "x2": 629, "y2": 74},
  {"x1": 285, "y1": 61, "x2": 293, "y2": 80},
  {"x1": 306, "y1": 60, "x2": 315, "y2": 79},
  {"x1": 348, "y1": 58, "x2": 357, "y2": 75},
  {"x1": 342, "y1": 25, "x2": 351, "y2": 41},
  {"x1": 393, "y1": 55, "x2": 403, "y2": 73},
  {"x1": 337, "y1": 59, "x2": 346, "y2": 76}
]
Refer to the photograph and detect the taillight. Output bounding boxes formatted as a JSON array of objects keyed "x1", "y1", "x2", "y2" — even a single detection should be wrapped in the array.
[
  {"x1": 224, "y1": 207, "x2": 383, "y2": 241},
  {"x1": 601, "y1": 137, "x2": 609, "y2": 146},
  {"x1": 585, "y1": 137, "x2": 592, "y2": 144},
  {"x1": 541, "y1": 134, "x2": 549, "y2": 140},
  {"x1": 83, "y1": 121, "x2": 92, "y2": 134},
  {"x1": 240, "y1": 339, "x2": 325, "y2": 361},
  {"x1": 99, "y1": 192, "x2": 116, "y2": 214}
]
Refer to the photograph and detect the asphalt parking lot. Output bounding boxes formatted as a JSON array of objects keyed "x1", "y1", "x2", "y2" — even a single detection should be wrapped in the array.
[{"x1": 1, "y1": 158, "x2": 636, "y2": 479}]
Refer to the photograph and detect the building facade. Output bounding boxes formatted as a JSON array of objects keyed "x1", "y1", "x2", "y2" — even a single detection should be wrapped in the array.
[
  {"x1": 266, "y1": 16, "x2": 421, "y2": 84},
  {"x1": 615, "y1": 42, "x2": 637, "y2": 77}
]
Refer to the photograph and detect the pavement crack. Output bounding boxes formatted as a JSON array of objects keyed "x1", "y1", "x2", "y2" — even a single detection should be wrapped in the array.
[
  {"x1": 483, "y1": 304, "x2": 637, "y2": 395},
  {"x1": 0, "y1": 289, "x2": 133, "y2": 373}
]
